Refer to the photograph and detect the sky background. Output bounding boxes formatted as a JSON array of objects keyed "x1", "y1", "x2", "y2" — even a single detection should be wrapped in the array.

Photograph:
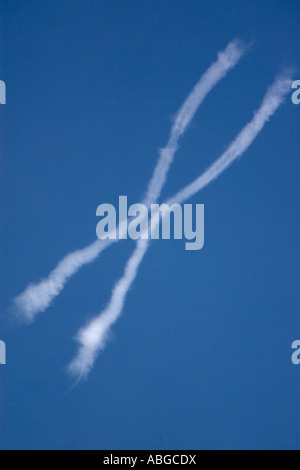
[{"x1": 0, "y1": 0, "x2": 300, "y2": 450}]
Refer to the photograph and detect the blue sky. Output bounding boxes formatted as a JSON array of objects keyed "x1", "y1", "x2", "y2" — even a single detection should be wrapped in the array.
[{"x1": 1, "y1": 0, "x2": 300, "y2": 450}]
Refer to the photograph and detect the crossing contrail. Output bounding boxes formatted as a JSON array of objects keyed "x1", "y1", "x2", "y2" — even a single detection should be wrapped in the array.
[
  {"x1": 12, "y1": 40, "x2": 246, "y2": 324},
  {"x1": 68, "y1": 71, "x2": 293, "y2": 379}
]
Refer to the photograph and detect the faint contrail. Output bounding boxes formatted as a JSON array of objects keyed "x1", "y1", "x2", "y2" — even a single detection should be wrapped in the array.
[
  {"x1": 142, "y1": 39, "x2": 248, "y2": 207},
  {"x1": 12, "y1": 40, "x2": 246, "y2": 324},
  {"x1": 68, "y1": 71, "x2": 293, "y2": 379}
]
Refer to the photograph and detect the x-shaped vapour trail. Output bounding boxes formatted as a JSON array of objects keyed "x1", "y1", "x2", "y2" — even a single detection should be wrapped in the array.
[{"x1": 12, "y1": 40, "x2": 293, "y2": 379}]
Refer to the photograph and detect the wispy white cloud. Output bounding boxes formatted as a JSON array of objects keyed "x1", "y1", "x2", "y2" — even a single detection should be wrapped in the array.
[
  {"x1": 12, "y1": 40, "x2": 246, "y2": 323},
  {"x1": 168, "y1": 70, "x2": 293, "y2": 206},
  {"x1": 68, "y1": 71, "x2": 293, "y2": 379},
  {"x1": 142, "y1": 39, "x2": 247, "y2": 207}
]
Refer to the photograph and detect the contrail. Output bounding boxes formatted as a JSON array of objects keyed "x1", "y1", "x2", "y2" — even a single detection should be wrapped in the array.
[
  {"x1": 12, "y1": 40, "x2": 246, "y2": 324},
  {"x1": 142, "y1": 39, "x2": 248, "y2": 207},
  {"x1": 68, "y1": 71, "x2": 293, "y2": 379}
]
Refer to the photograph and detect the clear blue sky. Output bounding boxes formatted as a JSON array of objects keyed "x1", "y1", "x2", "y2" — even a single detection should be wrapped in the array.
[{"x1": 1, "y1": 0, "x2": 300, "y2": 450}]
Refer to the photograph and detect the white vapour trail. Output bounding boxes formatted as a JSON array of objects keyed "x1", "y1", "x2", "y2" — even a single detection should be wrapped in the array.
[
  {"x1": 69, "y1": 71, "x2": 293, "y2": 379},
  {"x1": 12, "y1": 40, "x2": 246, "y2": 323},
  {"x1": 142, "y1": 39, "x2": 247, "y2": 207}
]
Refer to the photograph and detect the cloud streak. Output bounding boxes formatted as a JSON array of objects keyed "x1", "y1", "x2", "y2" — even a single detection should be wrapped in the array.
[
  {"x1": 12, "y1": 40, "x2": 246, "y2": 323},
  {"x1": 68, "y1": 71, "x2": 293, "y2": 379}
]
